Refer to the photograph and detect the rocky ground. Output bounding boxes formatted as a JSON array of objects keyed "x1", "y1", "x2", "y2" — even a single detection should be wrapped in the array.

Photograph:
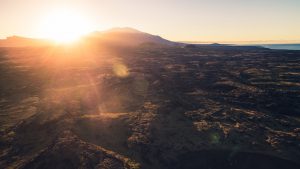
[{"x1": 0, "y1": 44, "x2": 300, "y2": 169}]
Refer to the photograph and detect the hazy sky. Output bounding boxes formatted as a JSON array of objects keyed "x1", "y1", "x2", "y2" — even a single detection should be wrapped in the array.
[{"x1": 1, "y1": 0, "x2": 300, "y2": 42}]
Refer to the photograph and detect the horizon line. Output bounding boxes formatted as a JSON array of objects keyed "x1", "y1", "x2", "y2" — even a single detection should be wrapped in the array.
[{"x1": 1, "y1": 27, "x2": 300, "y2": 45}]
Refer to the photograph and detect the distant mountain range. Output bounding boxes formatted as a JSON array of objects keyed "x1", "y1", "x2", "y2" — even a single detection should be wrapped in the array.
[
  {"x1": 0, "y1": 28, "x2": 180, "y2": 47},
  {"x1": 0, "y1": 36, "x2": 53, "y2": 47}
]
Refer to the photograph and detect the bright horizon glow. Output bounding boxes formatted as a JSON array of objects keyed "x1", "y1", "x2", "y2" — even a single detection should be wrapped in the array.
[
  {"x1": 0, "y1": 0, "x2": 300, "y2": 43},
  {"x1": 38, "y1": 9, "x2": 92, "y2": 43}
]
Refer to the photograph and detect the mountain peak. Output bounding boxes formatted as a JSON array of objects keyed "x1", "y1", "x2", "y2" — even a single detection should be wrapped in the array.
[
  {"x1": 85, "y1": 27, "x2": 179, "y2": 46},
  {"x1": 104, "y1": 27, "x2": 143, "y2": 34}
]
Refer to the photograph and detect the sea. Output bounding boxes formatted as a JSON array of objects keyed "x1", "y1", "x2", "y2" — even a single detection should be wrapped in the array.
[
  {"x1": 183, "y1": 42, "x2": 300, "y2": 51},
  {"x1": 259, "y1": 44, "x2": 300, "y2": 50}
]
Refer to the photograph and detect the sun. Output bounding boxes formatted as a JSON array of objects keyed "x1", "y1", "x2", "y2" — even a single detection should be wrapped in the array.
[{"x1": 39, "y1": 9, "x2": 92, "y2": 43}]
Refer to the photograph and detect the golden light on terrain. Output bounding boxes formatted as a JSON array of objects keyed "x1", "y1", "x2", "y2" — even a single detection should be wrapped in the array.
[
  {"x1": 39, "y1": 9, "x2": 92, "y2": 43},
  {"x1": 113, "y1": 63, "x2": 129, "y2": 77}
]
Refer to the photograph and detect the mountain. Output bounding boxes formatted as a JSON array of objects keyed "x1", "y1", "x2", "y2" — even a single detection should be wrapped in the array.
[
  {"x1": 86, "y1": 27, "x2": 180, "y2": 47},
  {"x1": 0, "y1": 28, "x2": 180, "y2": 47}
]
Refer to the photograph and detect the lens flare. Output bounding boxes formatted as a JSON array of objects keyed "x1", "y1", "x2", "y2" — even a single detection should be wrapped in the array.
[{"x1": 113, "y1": 63, "x2": 129, "y2": 77}]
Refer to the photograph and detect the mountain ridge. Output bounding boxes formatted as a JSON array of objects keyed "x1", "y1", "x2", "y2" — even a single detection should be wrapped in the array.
[{"x1": 0, "y1": 27, "x2": 180, "y2": 47}]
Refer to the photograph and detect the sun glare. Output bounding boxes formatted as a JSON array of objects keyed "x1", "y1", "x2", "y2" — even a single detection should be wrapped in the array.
[{"x1": 39, "y1": 9, "x2": 92, "y2": 43}]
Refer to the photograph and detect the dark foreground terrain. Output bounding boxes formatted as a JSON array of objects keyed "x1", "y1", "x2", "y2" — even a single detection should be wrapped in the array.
[{"x1": 0, "y1": 44, "x2": 300, "y2": 169}]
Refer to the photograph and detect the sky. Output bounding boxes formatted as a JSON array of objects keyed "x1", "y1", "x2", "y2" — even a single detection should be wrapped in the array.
[{"x1": 1, "y1": 0, "x2": 300, "y2": 42}]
